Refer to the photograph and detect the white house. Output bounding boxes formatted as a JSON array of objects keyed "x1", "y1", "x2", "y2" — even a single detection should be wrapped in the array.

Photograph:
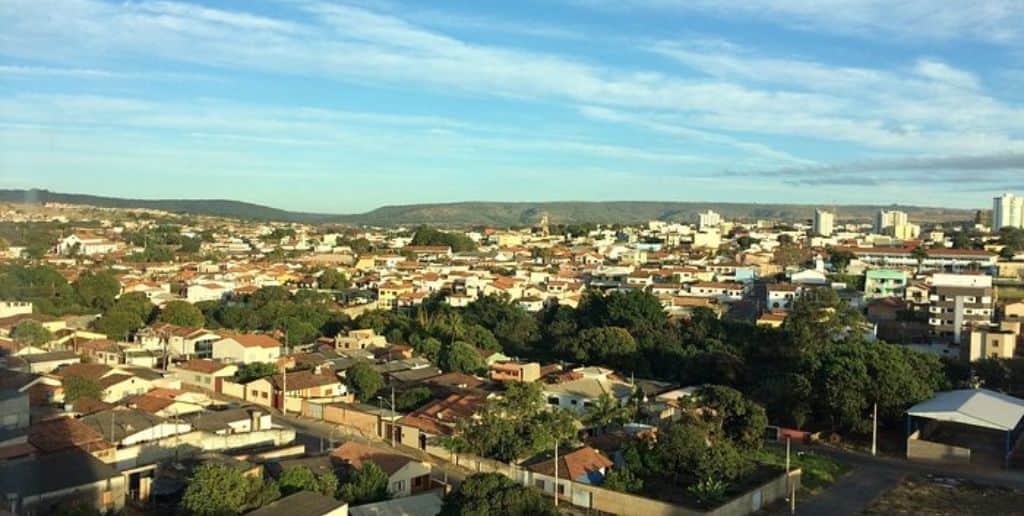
[
  {"x1": 212, "y1": 332, "x2": 282, "y2": 364},
  {"x1": 542, "y1": 367, "x2": 634, "y2": 414},
  {"x1": 57, "y1": 233, "x2": 120, "y2": 256},
  {"x1": 80, "y1": 408, "x2": 192, "y2": 447},
  {"x1": 185, "y1": 282, "x2": 234, "y2": 304}
]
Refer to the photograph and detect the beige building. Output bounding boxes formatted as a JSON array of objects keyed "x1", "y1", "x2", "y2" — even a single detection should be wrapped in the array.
[
  {"x1": 335, "y1": 329, "x2": 387, "y2": 351},
  {"x1": 964, "y1": 322, "x2": 1021, "y2": 361},
  {"x1": 489, "y1": 361, "x2": 541, "y2": 383}
]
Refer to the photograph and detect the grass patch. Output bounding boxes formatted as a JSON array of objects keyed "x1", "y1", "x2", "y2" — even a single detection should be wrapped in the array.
[{"x1": 754, "y1": 448, "x2": 849, "y2": 495}]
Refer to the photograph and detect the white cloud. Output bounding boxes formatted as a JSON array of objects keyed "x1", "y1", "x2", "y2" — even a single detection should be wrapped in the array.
[
  {"x1": 1, "y1": 0, "x2": 1022, "y2": 165},
  {"x1": 576, "y1": 0, "x2": 1024, "y2": 44}
]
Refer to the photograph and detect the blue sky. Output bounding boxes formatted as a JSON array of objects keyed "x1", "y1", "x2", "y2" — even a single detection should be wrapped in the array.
[{"x1": 1, "y1": 0, "x2": 1023, "y2": 213}]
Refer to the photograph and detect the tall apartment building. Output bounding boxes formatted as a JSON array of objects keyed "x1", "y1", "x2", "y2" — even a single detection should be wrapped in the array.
[
  {"x1": 874, "y1": 209, "x2": 909, "y2": 234},
  {"x1": 813, "y1": 210, "x2": 834, "y2": 237},
  {"x1": 697, "y1": 210, "x2": 722, "y2": 231},
  {"x1": 993, "y1": 193, "x2": 1024, "y2": 229},
  {"x1": 927, "y1": 274, "x2": 994, "y2": 344}
]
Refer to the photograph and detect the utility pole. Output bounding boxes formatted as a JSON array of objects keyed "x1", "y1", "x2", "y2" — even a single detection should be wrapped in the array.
[
  {"x1": 390, "y1": 385, "x2": 396, "y2": 448},
  {"x1": 871, "y1": 401, "x2": 878, "y2": 456},
  {"x1": 553, "y1": 440, "x2": 559, "y2": 507},
  {"x1": 281, "y1": 328, "x2": 289, "y2": 416}
]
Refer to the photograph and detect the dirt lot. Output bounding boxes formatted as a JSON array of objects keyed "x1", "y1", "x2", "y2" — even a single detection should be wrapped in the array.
[{"x1": 861, "y1": 475, "x2": 1024, "y2": 515}]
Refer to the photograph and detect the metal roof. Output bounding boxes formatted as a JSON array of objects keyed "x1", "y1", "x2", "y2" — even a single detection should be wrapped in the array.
[{"x1": 907, "y1": 388, "x2": 1024, "y2": 431}]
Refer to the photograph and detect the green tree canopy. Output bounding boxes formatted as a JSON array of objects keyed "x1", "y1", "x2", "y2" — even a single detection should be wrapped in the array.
[
  {"x1": 439, "y1": 473, "x2": 558, "y2": 516},
  {"x1": 439, "y1": 341, "x2": 485, "y2": 374},
  {"x1": 182, "y1": 463, "x2": 280, "y2": 515},
  {"x1": 338, "y1": 461, "x2": 390, "y2": 505},
  {"x1": 72, "y1": 270, "x2": 121, "y2": 312},
  {"x1": 235, "y1": 362, "x2": 279, "y2": 383},
  {"x1": 63, "y1": 376, "x2": 103, "y2": 403},
  {"x1": 12, "y1": 320, "x2": 53, "y2": 347},
  {"x1": 556, "y1": 326, "x2": 638, "y2": 371},
  {"x1": 158, "y1": 300, "x2": 206, "y2": 327},
  {"x1": 345, "y1": 362, "x2": 384, "y2": 402},
  {"x1": 277, "y1": 466, "x2": 338, "y2": 497},
  {"x1": 92, "y1": 309, "x2": 144, "y2": 339}
]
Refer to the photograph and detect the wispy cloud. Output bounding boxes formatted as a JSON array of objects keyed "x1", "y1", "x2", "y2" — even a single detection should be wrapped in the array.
[
  {"x1": 575, "y1": 0, "x2": 1024, "y2": 44},
  {"x1": 1, "y1": 0, "x2": 1022, "y2": 180},
  {"x1": 729, "y1": 153, "x2": 1024, "y2": 187}
]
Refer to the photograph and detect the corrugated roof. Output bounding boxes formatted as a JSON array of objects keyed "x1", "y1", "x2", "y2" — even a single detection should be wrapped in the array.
[{"x1": 907, "y1": 388, "x2": 1024, "y2": 431}]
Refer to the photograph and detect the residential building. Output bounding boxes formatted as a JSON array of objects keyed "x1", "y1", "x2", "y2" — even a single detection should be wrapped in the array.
[
  {"x1": 489, "y1": 360, "x2": 541, "y2": 383},
  {"x1": 212, "y1": 332, "x2": 282, "y2": 364},
  {"x1": 542, "y1": 367, "x2": 633, "y2": 413},
  {"x1": 927, "y1": 274, "x2": 994, "y2": 344},
  {"x1": 334, "y1": 329, "x2": 387, "y2": 351},
  {"x1": 247, "y1": 491, "x2": 348, "y2": 516},
  {"x1": 170, "y1": 359, "x2": 239, "y2": 390},
  {"x1": 331, "y1": 441, "x2": 432, "y2": 498},
  {"x1": 766, "y1": 284, "x2": 803, "y2": 311},
  {"x1": 963, "y1": 322, "x2": 1020, "y2": 361},
  {"x1": 0, "y1": 449, "x2": 126, "y2": 514},
  {"x1": 993, "y1": 192, "x2": 1024, "y2": 229},
  {"x1": 874, "y1": 209, "x2": 909, "y2": 234},
  {"x1": 81, "y1": 408, "x2": 192, "y2": 447},
  {"x1": 813, "y1": 209, "x2": 834, "y2": 237},
  {"x1": 0, "y1": 300, "x2": 33, "y2": 319},
  {"x1": 525, "y1": 446, "x2": 614, "y2": 500},
  {"x1": 696, "y1": 210, "x2": 722, "y2": 230},
  {"x1": 864, "y1": 269, "x2": 908, "y2": 299}
]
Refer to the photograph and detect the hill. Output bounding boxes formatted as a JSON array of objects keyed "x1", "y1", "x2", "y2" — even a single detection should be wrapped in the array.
[{"x1": 0, "y1": 189, "x2": 975, "y2": 226}]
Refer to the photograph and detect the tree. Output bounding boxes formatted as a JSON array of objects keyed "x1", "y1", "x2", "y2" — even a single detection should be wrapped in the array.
[
  {"x1": 235, "y1": 362, "x2": 279, "y2": 383},
  {"x1": 158, "y1": 300, "x2": 206, "y2": 327},
  {"x1": 411, "y1": 336, "x2": 442, "y2": 363},
  {"x1": 409, "y1": 226, "x2": 476, "y2": 253},
  {"x1": 278, "y1": 466, "x2": 338, "y2": 497},
  {"x1": 108, "y1": 292, "x2": 155, "y2": 323},
  {"x1": 92, "y1": 309, "x2": 144, "y2": 339},
  {"x1": 63, "y1": 376, "x2": 103, "y2": 403},
  {"x1": 12, "y1": 320, "x2": 53, "y2": 347},
  {"x1": 697, "y1": 385, "x2": 768, "y2": 450},
  {"x1": 461, "y1": 324, "x2": 500, "y2": 352},
  {"x1": 396, "y1": 386, "x2": 433, "y2": 411},
  {"x1": 317, "y1": 268, "x2": 349, "y2": 290},
  {"x1": 463, "y1": 295, "x2": 539, "y2": 355},
  {"x1": 556, "y1": 326, "x2": 637, "y2": 371},
  {"x1": 602, "y1": 467, "x2": 643, "y2": 493},
  {"x1": 827, "y1": 248, "x2": 856, "y2": 273},
  {"x1": 439, "y1": 341, "x2": 485, "y2": 374},
  {"x1": 950, "y1": 231, "x2": 973, "y2": 250},
  {"x1": 346, "y1": 362, "x2": 384, "y2": 402},
  {"x1": 182, "y1": 463, "x2": 258, "y2": 515},
  {"x1": 582, "y1": 393, "x2": 632, "y2": 429},
  {"x1": 439, "y1": 473, "x2": 558, "y2": 516},
  {"x1": 338, "y1": 461, "x2": 390, "y2": 505},
  {"x1": 911, "y1": 245, "x2": 928, "y2": 270},
  {"x1": 72, "y1": 270, "x2": 120, "y2": 311}
]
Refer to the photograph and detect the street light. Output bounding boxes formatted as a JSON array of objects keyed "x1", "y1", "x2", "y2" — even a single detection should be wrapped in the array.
[{"x1": 377, "y1": 386, "x2": 396, "y2": 447}]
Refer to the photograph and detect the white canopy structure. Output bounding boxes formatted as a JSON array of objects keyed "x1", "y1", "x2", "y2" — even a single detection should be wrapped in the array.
[{"x1": 907, "y1": 388, "x2": 1024, "y2": 432}]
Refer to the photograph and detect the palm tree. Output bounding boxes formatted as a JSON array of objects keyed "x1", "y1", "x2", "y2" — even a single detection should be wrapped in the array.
[
  {"x1": 911, "y1": 245, "x2": 928, "y2": 273},
  {"x1": 583, "y1": 393, "x2": 630, "y2": 430}
]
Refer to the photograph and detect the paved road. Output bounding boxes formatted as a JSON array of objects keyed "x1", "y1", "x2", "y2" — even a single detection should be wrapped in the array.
[{"x1": 787, "y1": 443, "x2": 1024, "y2": 516}]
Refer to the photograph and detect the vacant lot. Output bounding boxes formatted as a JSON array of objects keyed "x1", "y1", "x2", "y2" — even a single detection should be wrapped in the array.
[{"x1": 862, "y1": 475, "x2": 1024, "y2": 515}]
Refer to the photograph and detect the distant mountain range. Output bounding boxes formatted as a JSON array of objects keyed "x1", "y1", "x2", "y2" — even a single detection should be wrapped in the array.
[{"x1": 0, "y1": 189, "x2": 977, "y2": 227}]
